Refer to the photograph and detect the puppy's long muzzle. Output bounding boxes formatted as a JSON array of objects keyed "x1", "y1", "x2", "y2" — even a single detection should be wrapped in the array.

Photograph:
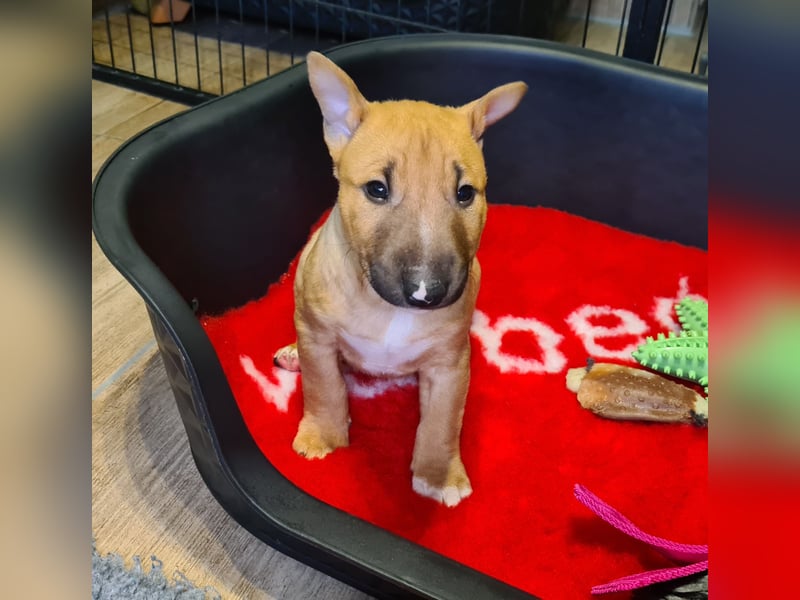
[{"x1": 369, "y1": 262, "x2": 469, "y2": 310}]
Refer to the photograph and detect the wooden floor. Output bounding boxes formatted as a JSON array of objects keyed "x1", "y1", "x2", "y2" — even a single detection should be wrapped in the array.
[{"x1": 92, "y1": 80, "x2": 371, "y2": 599}]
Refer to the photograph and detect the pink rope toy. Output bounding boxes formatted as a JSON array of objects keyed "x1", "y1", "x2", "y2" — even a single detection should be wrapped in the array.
[{"x1": 573, "y1": 484, "x2": 708, "y2": 594}]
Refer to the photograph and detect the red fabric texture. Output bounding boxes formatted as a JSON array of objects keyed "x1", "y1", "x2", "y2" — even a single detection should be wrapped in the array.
[{"x1": 201, "y1": 205, "x2": 708, "y2": 599}]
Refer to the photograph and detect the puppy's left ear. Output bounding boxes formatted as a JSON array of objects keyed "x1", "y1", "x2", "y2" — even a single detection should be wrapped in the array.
[{"x1": 460, "y1": 81, "x2": 528, "y2": 142}]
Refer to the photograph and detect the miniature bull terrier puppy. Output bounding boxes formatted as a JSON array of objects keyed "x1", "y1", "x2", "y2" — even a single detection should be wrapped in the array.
[{"x1": 274, "y1": 51, "x2": 526, "y2": 507}]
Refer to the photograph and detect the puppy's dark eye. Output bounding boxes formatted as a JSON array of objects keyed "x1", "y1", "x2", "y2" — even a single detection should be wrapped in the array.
[
  {"x1": 456, "y1": 185, "x2": 476, "y2": 206},
  {"x1": 364, "y1": 180, "x2": 389, "y2": 202}
]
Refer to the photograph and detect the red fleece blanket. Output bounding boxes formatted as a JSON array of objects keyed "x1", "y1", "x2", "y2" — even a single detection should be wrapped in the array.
[{"x1": 201, "y1": 205, "x2": 708, "y2": 599}]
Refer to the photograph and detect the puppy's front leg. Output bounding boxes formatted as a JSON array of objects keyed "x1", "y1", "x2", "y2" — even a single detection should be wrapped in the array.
[
  {"x1": 293, "y1": 332, "x2": 349, "y2": 459},
  {"x1": 411, "y1": 347, "x2": 473, "y2": 507}
]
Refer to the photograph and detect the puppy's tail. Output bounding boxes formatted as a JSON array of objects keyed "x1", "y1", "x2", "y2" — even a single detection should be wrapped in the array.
[{"x1": 273, "y1": 343, "x2": 301, "y2": 372}]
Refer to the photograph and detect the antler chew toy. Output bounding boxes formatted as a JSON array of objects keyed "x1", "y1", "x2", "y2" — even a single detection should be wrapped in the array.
[{"x1": 566, "y1": 362, "x2": 708, "y2": 425}]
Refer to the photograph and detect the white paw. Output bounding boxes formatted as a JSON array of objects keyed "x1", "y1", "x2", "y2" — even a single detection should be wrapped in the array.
[
  {"x1": 412, "y1": 476, "x2": 473, "y2": 508},
  {"x1": 273, "y1": 344, "x2": 300, "y2": 372}
]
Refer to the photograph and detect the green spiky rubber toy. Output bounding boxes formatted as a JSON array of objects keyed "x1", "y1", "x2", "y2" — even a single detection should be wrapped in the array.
[{"x1": 632, "y1": 297, "x2": 708, "y2": 395}]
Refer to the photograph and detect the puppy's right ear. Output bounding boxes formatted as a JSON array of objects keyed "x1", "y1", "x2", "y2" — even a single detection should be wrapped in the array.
[{"x1": 306, "y1": 51, "x2": 368, "y2": 164}]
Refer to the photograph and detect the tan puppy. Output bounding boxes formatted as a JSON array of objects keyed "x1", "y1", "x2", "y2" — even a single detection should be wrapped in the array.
[{"x1": 274, "y1": 51, "x2": 526, "y2": 507}]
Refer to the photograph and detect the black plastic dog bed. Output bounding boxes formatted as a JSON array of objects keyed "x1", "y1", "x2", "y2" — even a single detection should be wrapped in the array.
[{"x1": 92, "y1": 34, "x2": 707, "y2": 600}]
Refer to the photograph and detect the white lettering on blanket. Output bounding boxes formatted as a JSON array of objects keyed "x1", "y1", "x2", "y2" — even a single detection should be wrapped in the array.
[
  {"x1": 240, "y1": 355, "x2": 299, "y2": 412},
  {"x1": 471, "y1": 310, "x2": 567, "y2": 374},
  {"x1": 652, "y1": 276, "x2": 707, "y2": 332},
  {"x1": 241, "y1": 278, "x2": 706, "y2": 403},
  {"x1": 565, "y1": 305, "x2": 649, "y2": 360}
]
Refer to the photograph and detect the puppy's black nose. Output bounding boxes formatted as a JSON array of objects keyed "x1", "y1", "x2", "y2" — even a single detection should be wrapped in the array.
[{"x1": 403, "y1": 277, "x2": 447, "y2": 308}]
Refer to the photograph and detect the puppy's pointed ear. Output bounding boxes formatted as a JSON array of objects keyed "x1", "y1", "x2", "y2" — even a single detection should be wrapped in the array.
[
  {"x1": 306, "y1": 51, "x2": 368, "y2": 162},
  {"x1": 460, "y1": 81, "x2": 528, "y2": 142}
]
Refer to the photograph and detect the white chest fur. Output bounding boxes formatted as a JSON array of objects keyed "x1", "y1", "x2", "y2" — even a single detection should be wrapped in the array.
[{"x1": 340, "y1": 309, "x2": 430, "y2": 374}]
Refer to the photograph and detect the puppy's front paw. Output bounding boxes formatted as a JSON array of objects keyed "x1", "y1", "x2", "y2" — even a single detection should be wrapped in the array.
[
  {"x1": 292, "y1": 416, "x2": 348, "y2": 459},
  {"x1": 273, "y1": 343, "x2": 301, "y2": 372},
  {"x1": 412, "y1": 458, "x2": 472, "y2": 507}
]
